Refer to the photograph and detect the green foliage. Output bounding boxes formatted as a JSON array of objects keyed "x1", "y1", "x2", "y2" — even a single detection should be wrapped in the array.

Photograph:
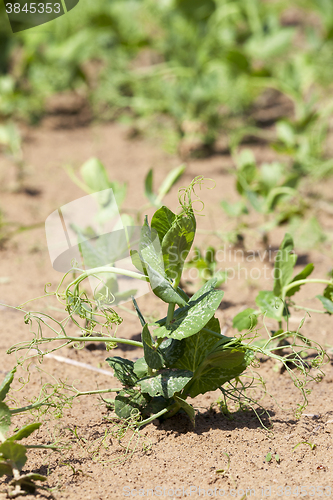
[
  {"x1": 233, "y1": 233, "x2": 333, "y2": 331},
  {"x1": 0, "y1": 369, "x2": 46, "y2": 497},
  {"x1": 6, "y1": 180, "x2": 328, "y2": 430},
  {"x1": 186, "y1": 246, "x2": 227, "y2": 287},
  {"x1": 2, "y1": 0, "x2": 333, "y2": 159}
]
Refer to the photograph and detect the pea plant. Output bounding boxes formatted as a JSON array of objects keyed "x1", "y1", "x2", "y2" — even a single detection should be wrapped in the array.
[
  {"x1": 233, "y1": 233, "x2": 333, "y2": 337},
  {"x1": 184, "y1": 246, "x2": 227, "y2": 288},
  {"x1": 65, "y1": 157, "x2": 186, "y2": 224},
  {"x1": 0, "y1": 368, "x2": 52, "y2": 498},
  {"x1": 221, "y1": 149, "x2": 327, "y2": 248},
  {"x1": 7, "y1": 179, "x2": 326, "y2": 430}
]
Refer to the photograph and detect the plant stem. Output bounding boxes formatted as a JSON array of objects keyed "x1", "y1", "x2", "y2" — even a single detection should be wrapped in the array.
[
  {"x1": 284, "y1": 279, "x2": 332, "y2": 296},
  {"x1": 75, "y1": 388, "x2": 123, "y2": 397},
  {"x1": 44, "y1": 336, "x2": 143, "y2": 348},
  {"x1": 292, "y1": 304, "x2": 326, "y2": 314},
  {"x1": 136, "y1": 408, "x2": 169, "y2": 427},
  {"x1": 166, "y1": 276, "x2": 181, "y2": 326}
]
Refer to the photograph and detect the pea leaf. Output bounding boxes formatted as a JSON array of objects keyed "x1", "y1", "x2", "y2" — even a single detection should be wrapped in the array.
[
  {"x1": 138, "y1": 369, "x2": 193, "y2": 398},
  {"x1": 81, "y1": 158, "x2": 110, "y2": 192},
  {"x1": 151, "y1": 206, "x2": 176, "y2": 244},
  {"x1": 286, "y1": 263, "x2": 314, "y2": 297},
  {"x1": 7, "y1": 423, "x2": 42, "y2": 442},
  {"x1": 153, "y1": 279, "x2": 224, "y2": 340},
  {"x1": 316, "y1": 295, "x2": 333, "y2": 314},
  {"x1": 159, "y1": 338, "x2": 186, "y2": 367},
  {"x1": 185, "y1": 346, "x2": 253, "y2": 398},
  {"x1": 133, "y1": 358, "x2": 149, "y2": 379},
  {"x1": 174, "y1": 395, "x2": 195, "y2": 427},
  {"x1": 175, "y1": 316, "x2": 223, "y2": 372},
  {"x1": 0, "y1": 368, "x2": 16, "y2": 402},
  {"x1": 232, "y1": 308, "x2": 258, "y2": 331},
  {"x1": 157, "y1": 165, "x2": 185, "y2": 200},
  {"x1": 144, "y1": 169, "x2": 157, "y2": 206},
  {"x1": 256, "y1": 290, "x2": 286, "y2": 321},
  {"x1": 142, "y1": 324, "x2": 164, "y2": 370},
  {"x1": 0, "y1": 442, "x2": 27, "y2": 472},
  {"x1": 138, "y1": 218, "x2": 186, "y2": 306},
  {"x1": 0, "y1": 461, "x2": 13, "y2": 477},
  {"x1": 273, "y1": 233, "x2": 297, "y2": 297},
  {"x1": 162, "y1": 212, "x2": 196, "y2": 281},
  {"x1": 0, "y1": 403, "x2": 11, "y2": 440},
  {"x1": 114, "y1": 389, "x2": 149, "y2": 419},
  {"x1": 145, "y1": 262, "x2": 187, "y2": 306},
  {"x1": 106, "y1": 357, "x2": 138, "y2": 387}
]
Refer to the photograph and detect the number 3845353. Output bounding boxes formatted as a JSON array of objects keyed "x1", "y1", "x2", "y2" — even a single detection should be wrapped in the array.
[{"x1": 5, "y1": 3, "x2": 61, "y2": 14}]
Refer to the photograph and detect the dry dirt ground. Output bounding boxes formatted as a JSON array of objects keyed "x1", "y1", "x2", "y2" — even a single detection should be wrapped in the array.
[{"x1": 0, "y1": 120, "x2": 333, "y2": 500}]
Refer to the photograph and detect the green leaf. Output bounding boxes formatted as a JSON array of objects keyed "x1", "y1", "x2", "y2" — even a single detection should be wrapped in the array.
[
  {"x1": 130, "y1": 249, "x2": 148, "y2": 276},
  {"x1": 286, "y1": 263, "x2": 314, "y2": 297},
  {"x1": 7, "y1": 423, "x2": 42, "y2": 442},
  {"x1": 245, "y1": 190, "x2": 265, "y2": 213},
  {"x1": 0, "y1": 402, "x2": 11, "y2": 439},
  {"x1": 174, "y1": 396, "x2": 195, "y2": 427},
  {"x1": 185, "y1": 345, "x2": 253, "y2": 398},
  {"x1": 175, "y1": 316, "x2": 223, "y2": 373},
  {"x1": 138, "y1": 369, "x2": 193, "y2": 398},
  {"x1": 131, "y1": 296, "x2": 146, "y2": 327},
  {"x1": 159, "y1": 338, "x2": 186, "y2": 367},
  {"x1": 0, "y1": 442, "x2": 27, "y2": 472},
  {"x1": 154, "y1": 279, "x2": 224, "y2": 340},
  {"x1": 114, "y1": 389, "x2": 149, "y2": 419},
  {"x1": 221, "y1": 200, "x2": 248, "y2": 217},
  {"x1": 105, "y1": 357, "x2": 138, "y2": 387},
  {"x1": 265, "y1": 452, "x2": 272, "y2": 462},
  {"x1": 316, "y1": 295, "x2": 333, "y2": 314},
  {"x1": 255, "y1": 291, "x2": 285, "y2": 321},
  {"x1": 146, "y1": 263, "x2": 187, "y2": 306},
  {"x1": 133, "y1": 358, "x2": 149, "y2": 379},
  {"x1": 323, "y1": 283, "x2": 333, "y2": 302},
  {"x1": 289, "y1": 217, "x2": 326, "y2": 250},
  {"x1": 276, "y1": 120, "x2": 296, "y2": 147},
  {"x1": 144, "y1": 169, "x2": 157, "y2": 205},
  {"x1": 0, "y1": 461, "x2": 13, "y2": 477},
  {"x1": 138, "y1": 218, "x2": 186, "y2": 306},
  {"x1": 142, "y1": 324, "x2": 164, "y2": 370},
  {"x1": 80, "y1": 158, "x2": 111, "y2": 192},
  {"x1": 226, "y1": 49, "x2": 250, "y2": 74},
  {"x1": 79, "y1": 231, "x2": 129, "y2": 269},
  {"x1": 162, "y1": 212, "x2": 196, "y2": 281},
  {"x1": 151, "y1": 206, "x2": 176, "y2": 244},
  {"x1": 232, "y1": 308, "x2": 258, "y2": 332},
  {"x1": 0, "y1": 368, "x2": 16, "y2": 402},
  {"x1": 273, "y1": 233, "x2": 297, "y2": 297},
  {"x1": 157, "y1": 165, "x2": 185, "y2": 200},
  {"x1": 145, "y1": 396, "x2": 172, "y2": 416}
]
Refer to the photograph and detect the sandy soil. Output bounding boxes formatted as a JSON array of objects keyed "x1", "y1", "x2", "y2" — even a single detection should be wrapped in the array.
[{"x1": 0, "y1": 119, "x2": 333, "y2": 500}]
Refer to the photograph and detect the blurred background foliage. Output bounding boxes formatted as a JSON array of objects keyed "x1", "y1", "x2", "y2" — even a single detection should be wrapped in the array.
[{"x1": 1, "y1": 0, "x2": 333, "y2": 157}]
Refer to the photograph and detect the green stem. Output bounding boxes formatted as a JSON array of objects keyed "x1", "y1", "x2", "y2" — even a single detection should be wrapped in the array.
[
  {"x1": 67, "y1": 266, "x2": 149, "y2": 296},
  {"x1": 10, "y1": 394, "x2": 55, "y2": 414},
  {"x1": 166, "y1": 303, "x2": 176, "y2": 326},
  {"x1": 166, "y1": 276, "x2": 181, "y2": 326},
  {"x1": 75, "y1": 388, "x2": 123, "y2": 397},
  {"x1": 41, "y1": 336, "x2": 143, "y2": 348},
  {"x1": 292, "y1": 304, "x2": 326, "y2": 314},
  {"x1": 283, "y1": 279, "x2": 332, "y2": 297},
  {"x1": 136, "y1": 408, "x2": 169, "y2": 427}
]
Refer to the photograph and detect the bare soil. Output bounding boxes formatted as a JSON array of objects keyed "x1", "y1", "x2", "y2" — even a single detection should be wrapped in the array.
[{"x1": 0, "y1": 120, "x2": 333, "y2": 500}]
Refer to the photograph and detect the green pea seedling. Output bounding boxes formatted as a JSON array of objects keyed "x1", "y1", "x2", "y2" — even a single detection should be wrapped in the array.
[
  {"x1": 233, "y1": 232, "x2": 333, "y2": 337},
  {"x1": 0, "y1": 368, "x2": 56, "y2": 497},
  {"x1": 6, "y1": 179, "x2": 327, "y2": 429}
]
